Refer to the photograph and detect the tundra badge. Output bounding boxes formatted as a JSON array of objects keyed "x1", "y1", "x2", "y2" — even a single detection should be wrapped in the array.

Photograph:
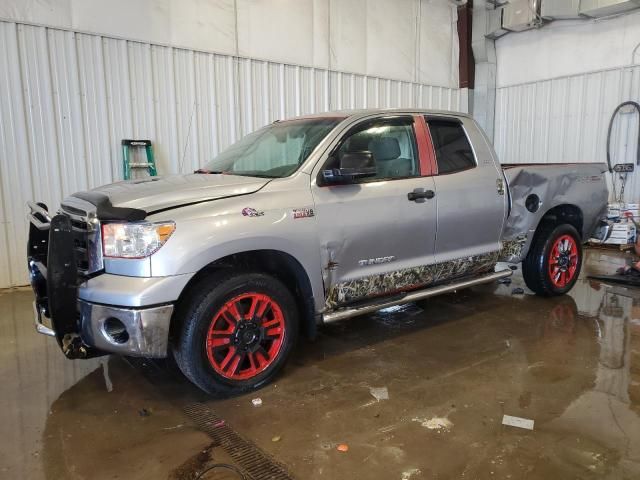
[{"x1": 358, "y1": 256, "x2": 396, "y2": 267}]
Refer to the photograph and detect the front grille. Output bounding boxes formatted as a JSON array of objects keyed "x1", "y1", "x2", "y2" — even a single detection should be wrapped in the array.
[
  {"x1": 60, "y1": 201, "x2": 103, "y2": 276},
  {"x1": 69, "y1": 217, "x2": 90, "y2": 273}
]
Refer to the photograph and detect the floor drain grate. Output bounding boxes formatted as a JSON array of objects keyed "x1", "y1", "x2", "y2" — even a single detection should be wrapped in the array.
[{"x1": 183, "y1": 402, "x2": 295, "y2": 480}]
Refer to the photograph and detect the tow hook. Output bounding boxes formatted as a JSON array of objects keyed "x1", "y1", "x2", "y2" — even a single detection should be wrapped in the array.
[
  {"x1": 61, "y1": 334, "x2": 108, "y2": 359},
  {"x1": 62, "y1": 334, "x2": 89, "y2": 359}
]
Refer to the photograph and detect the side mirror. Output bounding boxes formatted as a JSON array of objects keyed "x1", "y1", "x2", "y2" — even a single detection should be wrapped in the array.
[{"x1": 322, "y1": 152, "x2": 377, "y2": 184}]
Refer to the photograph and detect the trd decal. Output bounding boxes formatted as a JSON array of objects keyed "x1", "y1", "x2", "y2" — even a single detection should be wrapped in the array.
[
  {"x1": 358, "y1": 256, "x2": 396, "y2": 267},
  {"x1": 241, "y1": 207, "x2": 264, "y2": 217},
  {"x1": 325, "y1": 251, "x2": 500, "y2": 309},
  {"x1": 292, "y1": 207, "x2": 315, "y2": 219}
]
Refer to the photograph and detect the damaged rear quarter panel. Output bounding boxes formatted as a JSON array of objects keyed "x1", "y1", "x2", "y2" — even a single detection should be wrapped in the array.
[{"x1": 500, "y1": 163, "x2": 608, "y2": 262}]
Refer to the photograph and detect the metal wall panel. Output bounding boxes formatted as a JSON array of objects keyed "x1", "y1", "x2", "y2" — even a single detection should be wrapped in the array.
[
  {"x1": 495, "y1": 65, "x2": 640, "y2": 204},
  {"x1": 0, "y1": 20, "x2": 466, "y2": 288}
]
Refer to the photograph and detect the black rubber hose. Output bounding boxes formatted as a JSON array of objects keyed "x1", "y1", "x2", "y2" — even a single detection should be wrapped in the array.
[{"x1": 606, "y1": 100, "x2": 640, "y2": 173}]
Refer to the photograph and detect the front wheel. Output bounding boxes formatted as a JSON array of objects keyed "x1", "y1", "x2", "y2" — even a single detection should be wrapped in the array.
[
  {"x1": 173, "y1": 271, "x2": 298, "y2": 395},
  {"x1": 522, "y1": 223, "x2": 582, "y2": 296}
]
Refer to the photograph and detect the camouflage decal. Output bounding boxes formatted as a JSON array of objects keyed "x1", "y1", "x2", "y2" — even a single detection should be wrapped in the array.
[
  {"x1": 241, "y1": 207, "x2": 264, "y2": 217},
  {"x1": 325, "y1": 251, "x2": 500, "y2": 309},
  {"x1": 498, "y1": 235, "x2": 527, "y2": 263}
]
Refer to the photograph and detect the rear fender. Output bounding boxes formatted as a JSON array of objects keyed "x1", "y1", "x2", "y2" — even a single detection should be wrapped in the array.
[{"x1": 500, "y1": 165, "x2": 608, "y2": 262}]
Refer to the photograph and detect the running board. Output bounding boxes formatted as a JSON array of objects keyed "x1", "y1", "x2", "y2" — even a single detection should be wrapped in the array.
[{"x1": 322, "y1": 269, "x2": 513, "y2": 324}]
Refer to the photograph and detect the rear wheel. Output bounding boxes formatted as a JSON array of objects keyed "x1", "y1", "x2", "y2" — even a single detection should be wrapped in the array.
[
  {"x1": 173, "y1": 271, "x2": 298, "y2": 395},
  {"x1": 522, "y1": 223, "x2": 582, "y2": 296}
]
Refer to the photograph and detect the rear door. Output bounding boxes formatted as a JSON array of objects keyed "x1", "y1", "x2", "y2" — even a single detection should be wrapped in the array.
[
  {"x1": 311, "y1": 115, "x2": 438, "y2": 308},
  {"x1": 426, "y1": 115, "x2": 507, "y2": 263}
]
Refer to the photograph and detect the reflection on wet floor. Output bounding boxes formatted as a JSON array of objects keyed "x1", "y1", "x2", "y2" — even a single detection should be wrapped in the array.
[
  {"x1": 1, "y1": 249, "x2": 640, "y2": 479},
  {"x1": 0, "y1": 288, "x2": 211, "y2": 480}
]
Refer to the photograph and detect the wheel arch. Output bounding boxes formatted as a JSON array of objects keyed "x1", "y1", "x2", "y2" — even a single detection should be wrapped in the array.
[
  {"x1": 533, "y1": 204, "x2": 584, "y2": 241},
  {"x1": 173, "y1": 249, "x2": 318, "y2": 339}
]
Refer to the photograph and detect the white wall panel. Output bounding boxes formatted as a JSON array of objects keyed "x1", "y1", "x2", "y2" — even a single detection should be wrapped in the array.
[
  {"x1": 419, "y1": 0, "x2": 459, "y2": 87},
  {"x1": 0, "y1": 0, "x2": 461, "y2": 88},
  {"x1": 71, "y1": 0, "x2": 171, "y2": 47},
  {"x1": 169, "y1": 0, "x2": 236, "y2": 55},
  {"x1": 236, "y1": 0, "x2": 316, "y2": 67},
  {"x1": 366, "y1": 0, "x2": 418, "y2": 82},
  {"x1": 0, "y1": 0, "x2": 72, "y2": 28},
  {"x1": 0, "y1": 22, "x2": 32, "y2": 289},
  {"x1": 328, "y1": 0, "x2": 459, "y2": 86},
  {"x1": 312, "y1": 0, "x2": 330, "y2": 69},
  {"x1": 495, "y1": 65, "x2": 640, "y2": 203},
  {"x1": 496, "y1": 10, "x2": 640, "y2": 87},
  {"x1": 104, "y1": 38, "x2": 134, "y2": 181},
  {"x1": 328, "y1": 0, "x2": 368, "y2": 75},
  {"x1": 0, "y1": 20, "x2": 466, "y2": 288}
]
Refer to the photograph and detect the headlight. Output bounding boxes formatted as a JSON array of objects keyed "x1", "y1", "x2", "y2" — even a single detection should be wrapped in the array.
[{"x1": 101, "y1": 221, "x2": 176, "y2": 258}]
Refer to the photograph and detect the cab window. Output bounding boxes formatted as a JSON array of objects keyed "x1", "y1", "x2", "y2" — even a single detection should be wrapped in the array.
[
  {"x1": 331, "y1": 118, "x2": 420, "y2": 181},
  {"x1": 427, "y1": 119, "x2": 476, "y2": 174}
]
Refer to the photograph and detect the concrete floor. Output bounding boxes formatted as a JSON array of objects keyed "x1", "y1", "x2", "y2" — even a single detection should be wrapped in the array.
[{"x1": 2, "y1": 248, "x2": 640, "y2": 479}]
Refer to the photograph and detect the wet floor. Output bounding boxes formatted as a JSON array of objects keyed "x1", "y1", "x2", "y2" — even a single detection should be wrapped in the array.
[{"x1": 2, "y1": 248, "x2": 640, "y2": 479}]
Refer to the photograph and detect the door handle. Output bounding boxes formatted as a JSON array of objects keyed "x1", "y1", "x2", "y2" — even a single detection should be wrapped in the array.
[{"x1": 407, "y1": 189, "x2": 435, "y2": 202}]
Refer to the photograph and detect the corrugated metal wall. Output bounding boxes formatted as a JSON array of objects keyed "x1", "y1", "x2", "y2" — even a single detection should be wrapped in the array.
[
  {"x1": 495, "y1": 65, "x2": 640, "y2": 203},
  {"x1": 0, "y1": 20, "x2": 467, "y2": 288}
]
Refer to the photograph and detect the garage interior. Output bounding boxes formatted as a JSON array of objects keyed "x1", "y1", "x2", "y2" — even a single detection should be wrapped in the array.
[{"x1": 2, "y1": 0, "x2": 640, "y2": 479}]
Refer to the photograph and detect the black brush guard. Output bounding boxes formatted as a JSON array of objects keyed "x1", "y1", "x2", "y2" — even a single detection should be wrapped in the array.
[{"x1": 27, "y1": 202, "x2": 104, "y2": 359}]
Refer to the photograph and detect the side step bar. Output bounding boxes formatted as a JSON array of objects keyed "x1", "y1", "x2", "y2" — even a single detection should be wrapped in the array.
[{"x1": 322, "y1": 269, "x2": 513, "y2": 324}]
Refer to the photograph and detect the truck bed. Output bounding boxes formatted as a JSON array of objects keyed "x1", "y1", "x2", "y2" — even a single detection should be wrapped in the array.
[{"x1": 501, "y1": 162, "x2": 607, "y2": 169}]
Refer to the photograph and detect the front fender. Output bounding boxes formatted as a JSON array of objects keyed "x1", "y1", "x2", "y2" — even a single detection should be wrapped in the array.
[{"x1": 148, "y1": 184, "x2": 325, "y2": 312}]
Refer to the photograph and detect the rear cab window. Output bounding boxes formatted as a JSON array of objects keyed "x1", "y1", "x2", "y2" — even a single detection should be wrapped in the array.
[{"x1": 426, "y1": 118, "x2": 476, "y2": 175}]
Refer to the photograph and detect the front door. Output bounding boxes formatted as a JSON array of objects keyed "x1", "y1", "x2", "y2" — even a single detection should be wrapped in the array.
[{"x1": 311, "y1": 115, "x2": 438, "y2": 309}]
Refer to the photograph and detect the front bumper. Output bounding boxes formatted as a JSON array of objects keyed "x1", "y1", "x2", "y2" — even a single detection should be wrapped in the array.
[
  {"x1": 32, "y1": 297, "x2": 174, "y2": 357},
  {"x1": 27, "y1": 201, "x2": 183, "y2": 358},
  {"x1": 79, "y1": 300, "x2": 173, "y2": 357}
]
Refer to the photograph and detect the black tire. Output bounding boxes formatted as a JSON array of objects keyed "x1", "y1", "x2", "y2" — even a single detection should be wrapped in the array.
[
  {"x1": 172, "y1": 270, "x2": 299, "y2": 396},
  {"x1": 522, "y1": 223, "x2": 583, "y2": 296}
]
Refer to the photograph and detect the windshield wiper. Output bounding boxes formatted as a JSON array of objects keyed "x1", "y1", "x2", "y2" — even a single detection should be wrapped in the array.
[
  {"x1": 194, "y1": 169, "x2": 226, "y2": 174},
  {"x1": 231, "y1": 172, "x2": 279, "y2": 178}
]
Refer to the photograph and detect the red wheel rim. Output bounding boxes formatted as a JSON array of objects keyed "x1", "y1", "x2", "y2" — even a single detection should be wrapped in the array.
[
  {"x1": 547, "y1": 234, "x2": 579, "y2": 288},
  {"x1": 205, "y1": 292, "x2": 285, "y2": 380}
]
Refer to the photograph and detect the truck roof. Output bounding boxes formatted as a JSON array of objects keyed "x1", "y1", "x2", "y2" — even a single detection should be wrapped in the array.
[{"x1": 289, "y1": 108, "x2": 472, "y2": 121}]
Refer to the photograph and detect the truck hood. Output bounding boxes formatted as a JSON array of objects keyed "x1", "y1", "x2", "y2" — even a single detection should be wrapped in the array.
[{"x1": 88, "y1": 174, "x2": 270, "y2": 212}]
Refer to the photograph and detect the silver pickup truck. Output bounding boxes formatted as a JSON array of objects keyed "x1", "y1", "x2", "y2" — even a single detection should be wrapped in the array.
[{"x1": 27, "y1": 108, "x2": 608, "y2": 394}]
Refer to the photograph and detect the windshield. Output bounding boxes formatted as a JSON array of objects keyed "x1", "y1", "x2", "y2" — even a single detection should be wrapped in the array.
[{"x1": 201, "y1": 118, "x2": 342, "y2": 178}]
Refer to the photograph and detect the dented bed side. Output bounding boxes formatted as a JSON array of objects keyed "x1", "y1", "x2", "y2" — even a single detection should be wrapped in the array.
[{"x1": 499, "y1": 163, "x2": 609, "y2": 263}]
